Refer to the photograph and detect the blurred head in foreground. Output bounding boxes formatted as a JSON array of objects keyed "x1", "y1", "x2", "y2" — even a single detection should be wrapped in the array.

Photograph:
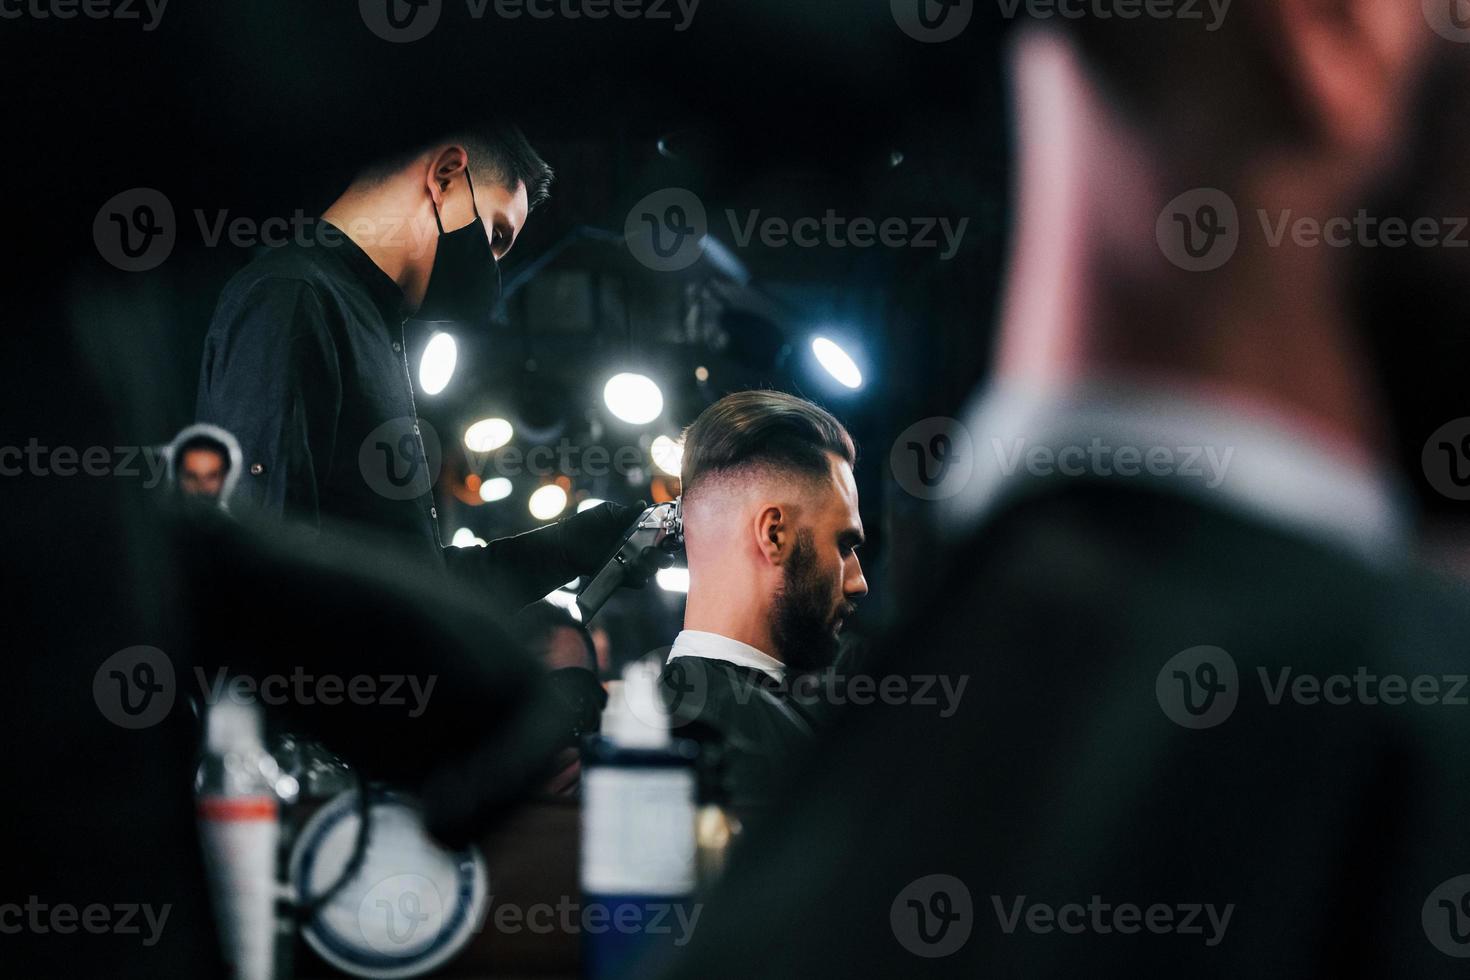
[
  {"x1": 511, "y1": 599, "x2": 598, "y2": 674},
  {"x1": 510, "y1": 601, "x2": 604, "y2": 721},
  {"x1": 655, "y1": 10, "x2": 1470, "y2": 979},
  {"x1": 999, "y1": 0, "x2": 1463, "y2": 481}
]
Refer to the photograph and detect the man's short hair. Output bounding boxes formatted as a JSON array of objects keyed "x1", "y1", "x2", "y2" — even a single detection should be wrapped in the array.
[
  {"x1": 363, "y1": 123, "x2": 554, "y2": 210},
  {"x1": 680, "y1": 390, "x2": 855, "y2": 502},
  {"x1": 177, "y1": 434, "x2": 231, "y2": 472}
]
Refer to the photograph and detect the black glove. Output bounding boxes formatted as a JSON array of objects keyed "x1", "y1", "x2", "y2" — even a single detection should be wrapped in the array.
[
  {"x1": 443, "y1": 499, "x2": 649, "y2": 612},
  {"x1": 556, "y1": 499, "x2": 646, "y2": 576}
]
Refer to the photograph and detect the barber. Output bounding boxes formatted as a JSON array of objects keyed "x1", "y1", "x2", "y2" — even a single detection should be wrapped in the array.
[{"x1": 197, "y1": 125, "x2": 630, "y2": 608}]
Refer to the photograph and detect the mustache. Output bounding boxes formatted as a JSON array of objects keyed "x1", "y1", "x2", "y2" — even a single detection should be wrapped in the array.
[{"x1": 835, "y1": 601, "x2": 859, "y2": 622}]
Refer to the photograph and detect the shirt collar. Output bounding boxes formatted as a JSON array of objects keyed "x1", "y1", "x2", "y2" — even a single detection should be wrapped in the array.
[
  {"x1": 940, "y1": 379, "x2": 1411, "y2": 564},
  {"x1": 667, "y1": 630, "x2": 787, "y2": 684},
  {"x1": 314, "y1": 218, "x2": 409, "y2": 324}
]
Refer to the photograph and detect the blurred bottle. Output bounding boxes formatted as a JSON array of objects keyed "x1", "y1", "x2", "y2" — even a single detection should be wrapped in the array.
[
  {"x1": 196, "y1": 700, "x2": 281, "y2": 980},
  {"x1": 580, "y1": 659, "x2": 699, "y2": 979},
  {"x1": 694, "y1": 742, "x2": 740, "y2": 886}
]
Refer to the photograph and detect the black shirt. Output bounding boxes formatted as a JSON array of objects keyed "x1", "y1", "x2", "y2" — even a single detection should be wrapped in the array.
[
  {"x1": 197, "y1": 221, "x2": 436, "y2": 540},
  {"x1": 196, "y1": 221, "x2": 584, "y2": 609}
]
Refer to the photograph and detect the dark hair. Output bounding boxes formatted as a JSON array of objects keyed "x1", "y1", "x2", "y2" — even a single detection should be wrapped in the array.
[
  {"x1": 364, "y1": 124, "x2": 555, "y2": 210},
  {"x1": 460, "y1": 125, "x2": 555, "y2": 210},
  {"x1": 509, "y1": 600, "x2": 596, "y2": 671},
  {"x1": 177, "y1": 434, "x2": 231, "y2": 472},
  {"x1": 680, "y1": 390, "x2": 855, "y2": 501}
]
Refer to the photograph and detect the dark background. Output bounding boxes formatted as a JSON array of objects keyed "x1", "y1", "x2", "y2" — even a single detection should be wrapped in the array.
[{"x1": 11, "y1": 0, "x2": 1012, "y2": 664}]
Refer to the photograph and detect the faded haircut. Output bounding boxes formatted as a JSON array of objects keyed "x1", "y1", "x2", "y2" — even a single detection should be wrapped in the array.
[
  {"x1": 680, "y1": 389, "x2": 855, "y2": 503},
  {"x1": 361, "y1": 123, "x2": 554, "y2": 210}
]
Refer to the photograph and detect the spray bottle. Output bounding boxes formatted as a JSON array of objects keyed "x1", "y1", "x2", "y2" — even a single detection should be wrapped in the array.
[
  {"x1": 580, "y1": 659, "x2": 699, "y2": 978},
  {"x1": 196, "y1": 699, "x2": 282, "y2": 980}
]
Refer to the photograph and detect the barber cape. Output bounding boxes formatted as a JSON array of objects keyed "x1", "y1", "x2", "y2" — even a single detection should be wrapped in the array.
[{"x1": 659, "y1": 630, "x2": 815, "y2": 806}]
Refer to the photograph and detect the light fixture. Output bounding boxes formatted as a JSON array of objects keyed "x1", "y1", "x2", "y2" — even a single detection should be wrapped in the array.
[
  {"x1": 577, "y1": 497, "x2": 607, "y2": 513},
  {"x1": 464, "y1": 417, "x2": 513, "y2": 453},
  {"x1": 419, "y1": 332, "x2": 458, "y2": 395},
  {"x1": 656, "y1": 567, "x2": 690, "y2": 593},
  {"x1": 603, "y1": 372, "x2": 664, "y2": 425},
  {"x1": 451, "y1": 527, "x2": 486, "y2": 548},
  {"x1": 529, "y1": 483, "x2": 569, "y2": 520},
  {"x1": 811, "y1": 336, "x2": 862, "y2": 390},
  {"x1": 650, "y1": 435, "x2": 683, "y2": 478},
  {"x1": 544, "y1": 587, "x2": 583, "y2": 622},
  {"x1": 479, "y1": 477, "x2": 513, "y2": 503}
]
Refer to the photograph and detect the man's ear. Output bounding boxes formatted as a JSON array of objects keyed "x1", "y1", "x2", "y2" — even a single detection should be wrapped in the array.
[
  {"x1": 754, "y1": 505, "x2": 787, "y2": 566},
  {"x1": 426, "y1": 145, "x2": 469, "y2": 206},
  {"x1": 1266, "y1": 0, "x2": 1429, "y2": 159}
]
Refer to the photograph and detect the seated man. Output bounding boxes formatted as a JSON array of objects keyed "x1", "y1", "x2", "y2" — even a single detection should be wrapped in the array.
[
  {"x1": 166, "y1": 423, "x2": 241, "y2": 505},
  {"x1": 660, "y1": 389, "x2": 867, "y2": 803}
]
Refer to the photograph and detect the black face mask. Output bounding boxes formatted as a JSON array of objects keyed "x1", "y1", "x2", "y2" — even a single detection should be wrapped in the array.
[{"x1": 415, "y1": 166, "x2": 502, "y2": 327}]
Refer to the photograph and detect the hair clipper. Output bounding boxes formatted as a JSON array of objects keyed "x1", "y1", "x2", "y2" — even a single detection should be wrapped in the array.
[{"x1": 574, "y1": 499, "x2": 684, "y2": 620}]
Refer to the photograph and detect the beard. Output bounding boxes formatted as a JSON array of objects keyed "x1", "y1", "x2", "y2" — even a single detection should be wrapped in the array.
[{"x1": 771, "y1": 529, "x2": 850, "y2": 673}]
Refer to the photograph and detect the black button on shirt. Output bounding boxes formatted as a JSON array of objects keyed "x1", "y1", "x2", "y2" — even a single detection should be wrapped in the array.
[{"x1": 195, "y1": 221, "x2": 579, "y2": 610}]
